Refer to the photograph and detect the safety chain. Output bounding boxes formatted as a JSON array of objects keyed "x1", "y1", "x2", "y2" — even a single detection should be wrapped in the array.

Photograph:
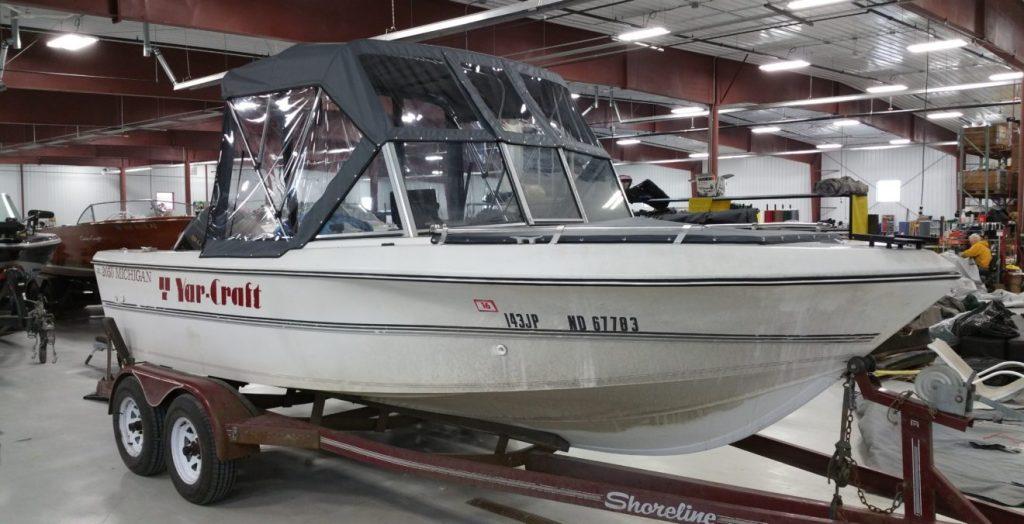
[{"x1": 827, "y1": 371, "x2": 903, "y2": 518}]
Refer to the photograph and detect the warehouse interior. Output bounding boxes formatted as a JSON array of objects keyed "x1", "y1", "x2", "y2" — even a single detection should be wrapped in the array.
[{"x1": 0, "y1": 1, "x2": 1023, "y2": 523}]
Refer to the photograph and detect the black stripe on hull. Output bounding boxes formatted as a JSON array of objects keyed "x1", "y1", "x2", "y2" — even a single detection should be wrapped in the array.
[
  {"x1": 103, "y1": 301, "x2": 880, "y2": 343},
  {"x1": 93, "y1": 261, "x2": 960, "y2": 288}
]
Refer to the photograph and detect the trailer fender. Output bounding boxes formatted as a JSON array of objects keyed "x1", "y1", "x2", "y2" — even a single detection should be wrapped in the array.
[{"x1": 109, "y1": 364, "x2": 260, "y2": 461}]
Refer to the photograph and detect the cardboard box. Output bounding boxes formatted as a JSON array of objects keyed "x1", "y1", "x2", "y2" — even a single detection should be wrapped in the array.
[
  {"x1": 962, "y1": 168, "x2": 1017, "y2": 194},
  {"x1": 963, "y1": 123, "x2": 1015, "y2": 154}
]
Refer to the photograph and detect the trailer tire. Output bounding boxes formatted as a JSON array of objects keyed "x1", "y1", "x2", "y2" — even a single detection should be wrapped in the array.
[
  {"x1": 112, "y1": 376, "x2": 166, "y2": 476},
  {"x1": 164, "y1": 394, "x2": 236, "y2": 505}
]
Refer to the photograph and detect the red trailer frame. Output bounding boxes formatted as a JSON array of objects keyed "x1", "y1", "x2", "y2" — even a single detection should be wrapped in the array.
[{"x1": 94, "y1": 319, "x2": 1021, "y2": 523}]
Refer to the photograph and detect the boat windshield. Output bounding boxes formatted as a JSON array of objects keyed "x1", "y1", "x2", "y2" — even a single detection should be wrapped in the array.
[
  {"x1": 0, "y1": 193, "x2": 21, "y2": 222},
  {"x1": 77, "y1": 200, "x2": 188, "y2": 224}
]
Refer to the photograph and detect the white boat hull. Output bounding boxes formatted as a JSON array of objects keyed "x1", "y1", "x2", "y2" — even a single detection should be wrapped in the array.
[{"x1": 95, "y1": 239, "x2": 957, "y2": 454}]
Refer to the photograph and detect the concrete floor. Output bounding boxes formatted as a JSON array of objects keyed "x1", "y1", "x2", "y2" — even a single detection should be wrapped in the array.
[{"x1": 0, "y1": 315, "x2": 1011, "y2": 523}]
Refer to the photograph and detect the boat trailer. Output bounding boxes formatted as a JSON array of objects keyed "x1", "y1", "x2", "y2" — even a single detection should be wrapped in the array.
[{"x1": 91, "y1": 319, "x2": 1020, "y2": 523}]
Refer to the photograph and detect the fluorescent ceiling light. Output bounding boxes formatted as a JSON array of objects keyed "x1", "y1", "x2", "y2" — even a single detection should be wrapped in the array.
[
  {"x1": 570, "y1": 93, "x2": 581, "y2": 99},
  {"x1": 759, "y1": 59, "x2": 810, "y2": 72},
  {"x1": 424, "y1": 155, "x2": 444, "y2": 161},
  {"x1": 46, "y1": 33, "x2": 99, "y2": 51},
  {"x1": 689, "y1": 152, "x2": 709, "y2": 159},
  {"x1": 816, "y1": 143, "x2": 842, "y2": 149},
  {"x1": 866, "y1": 84, "x2": 907, "y2": 94},
  {"x1": 617, "y1": 27, "x2": 670, "y2": 41},
  {"x1": 856, "y1": 144, "x2": 904, "y2": 151},
  {"x1": 671, "y1": 106, "x2": 706, "y2": 116},
  {"x1": 926, "y1": 111, "x2": 963, "y2": 120},
  {"x1": 787, "y1": 0, "x2": 848, "y2": 9},
  {"x1": 616, "y1": 138, "x2": 641, "y2": 146},
  {"x1": 889, "y1": 138, "x2": 911, "y2": 145},
  {"x1": 832, "y1": 119, "x2": 860, "y2": 127},
  {"x1": 989, "y1": 71, "x2": 1023, "y2": 81},
  {"x1": 751, "y1": 126, "x2": 781, "y2": 134},
  {"x1": 926, "y1": 80, "x2": 1008, "y2": 94},
  {"x1": 907, "y1": 38, "x2": 967, "y2": 54}
]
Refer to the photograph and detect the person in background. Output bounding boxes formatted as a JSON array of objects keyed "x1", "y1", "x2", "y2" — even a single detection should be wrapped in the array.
[{"x1": 961, "y1": 233, "x2": 992, "y2": 277}]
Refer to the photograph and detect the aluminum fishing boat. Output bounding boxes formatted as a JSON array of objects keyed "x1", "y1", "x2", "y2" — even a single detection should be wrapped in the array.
[{"x1": 94, "y1": 40, "x2": 958, "y2": 455}]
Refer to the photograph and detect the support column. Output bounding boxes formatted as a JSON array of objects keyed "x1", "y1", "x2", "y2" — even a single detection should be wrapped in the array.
[
  {"x1": 709, "y1": 104, "x2": 720, "y2": 178},
  {"x1": 810, "y1": 155, "x2": 822, "y2": 222},
  {"x1": 709, "y1": 58, "x2": 720, "y2": 178},
  {"x1": 183, "y1": 153, "x2": 192, "y2": 215},
  {"x1": 18, "y1": 164, "x2": 25, "y2": 213},
  {"x1": 119, "y1": 163, "x2": 127, "y2": 212},
  {"x1": 1017, "y1": 120, "x2": 1023, "y2": 264}
]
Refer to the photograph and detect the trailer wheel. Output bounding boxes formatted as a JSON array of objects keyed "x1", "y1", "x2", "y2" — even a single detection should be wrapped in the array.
[
  {"x1": 112, "y1": 376, "x2": 166, "y2": 476},
  {"x1": 164, "y1": 394, "x2": 236, "y2": 505}
]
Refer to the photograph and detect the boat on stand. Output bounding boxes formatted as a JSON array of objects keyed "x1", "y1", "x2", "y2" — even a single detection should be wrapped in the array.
[
  {"x1": 95, "y1": 39, "x2": 959, "y2": 455},
  {"x1": 0, "y1": 193, "x2": 59, "y2": 361}
]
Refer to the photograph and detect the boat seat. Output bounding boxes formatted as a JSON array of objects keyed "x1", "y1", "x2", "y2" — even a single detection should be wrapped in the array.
[
  {"x1": 928, "y1": 339, "x2": 1024, "y2": 402},
  {"x1": 406, "y1": 189, "x2": 442, "y2": 229}
]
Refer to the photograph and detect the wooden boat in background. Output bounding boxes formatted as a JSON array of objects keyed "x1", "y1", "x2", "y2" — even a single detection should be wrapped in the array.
[{"x1": 40, "y1": 200, "x2": 191, "y2": 308}]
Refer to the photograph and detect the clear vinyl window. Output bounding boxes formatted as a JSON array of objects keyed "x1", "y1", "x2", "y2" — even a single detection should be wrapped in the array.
[
  {"x1": 396, "y1": 141, "x2": 523, "y2": 231},
  {"x1": 461, "y1": 62, "x2": 543, "y2": 135},
  {"x1": 519, "y1": 75, "x2": 598, "y2": 146},
  {"x1": 319, "y1": 152, "x2": 402, "y2": 236},
  {"x1": 564, "y1": 152, "x2": 630, "y2": 222},
  {"x1": 360, "y1": 54, "x2": 484, "y2": 130},
  {"x1": 505, "y1": 145, "x2": 581, "y2": 221},
  {"x1": 217, "y1": 87, "x2": 366, "y2": 241}
]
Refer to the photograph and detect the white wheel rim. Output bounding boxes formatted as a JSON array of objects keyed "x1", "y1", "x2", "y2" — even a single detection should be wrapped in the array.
[
  {"x1": 118, "y1": 397, "x2": 144, "y2": 458},
  {"x1": 170, "y1": 416, "x2": 202, "y2": 485}
]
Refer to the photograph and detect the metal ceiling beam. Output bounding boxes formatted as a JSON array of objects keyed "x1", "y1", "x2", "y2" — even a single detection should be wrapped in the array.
[
  {"x1": 903, "y1": 0, "x2": 1024, "y2": 71},
  {"x1": 374, "y1": 0, "x2": 591, "y2": 42},
  {"x1": 0, "y1": 88, "x2": 215, "y2": 127}
]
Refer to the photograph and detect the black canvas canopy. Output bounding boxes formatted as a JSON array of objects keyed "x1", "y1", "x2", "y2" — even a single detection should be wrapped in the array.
[
  {"x1": 200, "y1": 39, "x2": 616, "y2": 257},
  {"x1": 220, "y1": 39, "x2": 608, "y2": 156}
]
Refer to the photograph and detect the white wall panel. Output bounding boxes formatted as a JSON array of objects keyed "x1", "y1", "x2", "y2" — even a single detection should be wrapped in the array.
[
  {"x1": 719, "y1": 156, "x2": 811, "y2": 220},
  {"x1": 0, "y1": 165, "x2": 118, "y2": 225},
  {"x1": 129, "y1": 165, "x2": 215, "y2": 205},
  {"x1": 820, "y1": 147, "x2": 956, "y2": 224},
  {"x1": 0, "y1": 164, "x2": 219, "y2": 225}
]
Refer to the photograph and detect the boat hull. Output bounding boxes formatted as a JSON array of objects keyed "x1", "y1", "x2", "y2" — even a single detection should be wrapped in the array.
[{"x1": 94, "y1": 240, "x2": 957, "y2": 454}]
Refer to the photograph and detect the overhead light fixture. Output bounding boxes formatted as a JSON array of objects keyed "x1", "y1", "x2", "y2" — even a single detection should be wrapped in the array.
[
  {"x1": 570, "y1": 93, "x2": 581, "y2": 99},
  {"x1": 616, "y1": 138, "x2": 642, "y2": 146},
  {"x1": 989, "y1": 71, "x2": 1023, "y2": 81},
  {"x1": 424, "y1": 154, "x2": 444, "y2": 161},
  {"x1": 689, "y1": 152, "x2": 709, "y2": 159},
  {"x1": 787, "y1": 0, "x2": 848, "y2": 9},
  {"x1": 832, "y1": 119, "x2": 861, "y2": 127},
  {"x1": 759, "y1": 59, "x2": 810, "y2": 72},
  {"x1": 751, "y1": 126, "x2": 781, "y2": 134},
  {"x1": 670, "y1": 106, "x2": 707, "y2": 116},
  {"x1": 617, "y1": 27, "x2": 670, "y2": 42},
  {"x1": 926, "y1": 111, "x2": 963, "y2": 120},
  {"x1": 430, "y1": 170, "x2": 443, "y2": 175},
  {"x1": 906, "y1": 38, "x2": 967, "y2": 54},
  {"x1": 46, "y1": 33, "x2": 99, "y2": 51},
  {"x1": 889, "y1": 138, "x2": 911, "y2": 145},
  {"x1": 816, "y1": 143, "x2": 842, "y2": 149},
  {"x1": 866, "y1": 84, "x2": 907, "y2": 93}
]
